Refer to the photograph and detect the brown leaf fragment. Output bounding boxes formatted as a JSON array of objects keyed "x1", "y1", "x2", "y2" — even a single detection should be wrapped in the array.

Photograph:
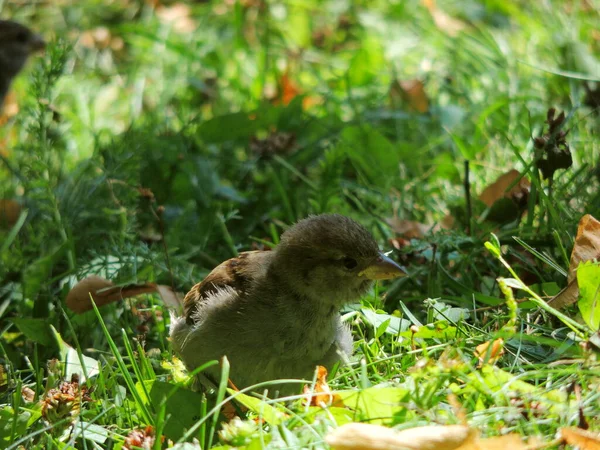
[
  {"x1": 66, "y1": 276, "x2": 158, "y2": 313},
  {"x1": 303, "y1": 365, "x2": 344, "y2": 408},
  {"x1": 474, "y1": 339, "x2": 505, "y2": 367},
  {"x1": 124, "y1": 425, "x2": 160, "y2": 450},
  {"x1": 386, "y1": 218, "x2": 434, "y2": 239},
  {"x1": 155, "y1": 285, "x2": 184, "y2": 310},
  {"x1": 421, "y1": 0, "x2": 467, "y2": 37},
  {"x1": 156, "y1": 3, "x2": 197, "y2": 33},
  {"x1": 0, "y1": 199, "x2": 21, "y2": 228},
  {"x1": 390, "y1": 79, "x2": 430, "y2": 113},
  {"x1": 465, "y1": 434, "x2": 527, "y2": 450},
  {"x1": 549, "y1": 214, "x2": 600, "y2": 308},
  {"x1": 326, "y1": 423, "x2": 475, "y2": 450},
  {"x1": 479, "y1": 170, "x2": 530, "y2": 209},
  {"x1": 561, "y1": 427, "x2": 600, "y2": 450},
  {"x1": 549, "y1": 279, "x2": 579, "y2": 309},
  {"x1": 21, "y1": 386, "x2": 35, "y2": 403}
]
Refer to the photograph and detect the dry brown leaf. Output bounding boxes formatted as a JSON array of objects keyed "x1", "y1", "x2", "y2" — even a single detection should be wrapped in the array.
[
  {"x1": 479, "y1": 170, "x2": 530, "y2": 208},
  {"x1": 0, "y1": 199, "x2": 21, "y2": 228},
  {"x1": 79, "y1": 27, "x2": 124, "y2": 52},
  {"x1": 549, "y1": 214, "x2": 600, "y2": 308},
  {"x1": 302, "y1": 365, "x2": 344, "y2": 407},
  {"x1": 21, "y1": 386, "x2": 35, "y2": 403},
  {"x1": 561, "y1": 427, "x2": 600, "y2": 450},
  {"x1": 327, "y1": 423, "x2": 531, "y2": 450},
  {"x1": 421, "y1": 0, "x2": 467, "y2": 37},
  {"x1": 464, "y1": 434, "x2": 527, "y2": 450},
  {"x1": 0, "y1": 91, "x2": 19, "y2": 123},
  {"x1": 390, "y1": 79, "x2": 429, "y2": 113},
  {"x1": 326, "y1": 423, "x2": 475, "y2": 450},
  {"x1": 66, "y1": 276, "x2": 158, "y2": 313},
  {"x1": 387, "y1": 218, "x2": 434, "y2": 239},
  {"x1": 155, "y1": 285, "x2": 184, "y2": 310},
  {"x1": 156, "y1": 3, "x2": 197, "y2": 33},
  {"x1": 277, "y1": 72, "x2": 301, "y2": 106},
  {"x1": 474, "y1": 339, "x2": 504, "y2": 367}
]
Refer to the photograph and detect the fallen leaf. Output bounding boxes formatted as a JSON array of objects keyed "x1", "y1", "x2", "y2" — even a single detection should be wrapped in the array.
[
  {"x1": 0, "y1": 91, "x2": 19, "y2": 123},
  {"x1": 155, "y1": 285, "x2": 184, "y2": 310},
  {"x1": 21, "y1": 386, "x2": 35, "y2": 403},
  {"x1": 66, "y1": 276, "x2": 158, "y2": 313},
  {"x1": 326, "y1": 423, "x2": 475, "y2": 450},
  {"x1": 479, "y1": 170, "x2": 530, "y2": 209},
  {"x1": 303, "y1": 365, "x2": 344, "y2": 408},
  {"x1": 278, "y1": 72, "x2": 301, "y2": 106},
  {"x1": 561, "y1": 427, "x2": 600, "y2": 450},
  {"x1": 156, "y1": 3, "x2": 197, "y2": 33},
  {"x1": 474, "y1": 339, "x2": 504, "y2": 367},
  {"x1": 468, "y1": 434, "x2": 529, "y2": 450},
  {"x1": 0, "y1": 199, "x2": 21, "y2": 228},
  {"x1": 549, "y1": 214, "x2": 600, "y2": 308},
  {"x1": 421, "y1": 0, "x2": 467, "y2": 37},
  {"x1": 386, "y1": 218, "x2": 434, "y2": 239},
  {"x1": 390, "y1": 79, "x2": 429, "y2": 113}
]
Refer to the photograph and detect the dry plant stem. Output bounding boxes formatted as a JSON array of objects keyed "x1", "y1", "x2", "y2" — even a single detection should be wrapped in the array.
[{"x1": 490, "y1": 246, "x2": 587, "y2": 338}]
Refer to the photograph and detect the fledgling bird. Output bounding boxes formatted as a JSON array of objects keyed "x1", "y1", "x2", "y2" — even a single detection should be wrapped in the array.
[
  {"x1": 170, "y1": 214, "x2": 406, "y2": 395},
  {"x1": 0, "y1": 19, "x2": 46, "y2": 107}
]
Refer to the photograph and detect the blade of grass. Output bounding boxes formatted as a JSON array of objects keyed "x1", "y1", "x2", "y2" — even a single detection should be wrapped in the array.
[
  {"x1": 90, "y1": 298, "x2": 154, "y2": 425},
  {"x1": 512, "y1": 236, "x2": 567, "y2": 277},
  {"x1": 207, "y1": 356, "x2": 230, "y2": 449}
]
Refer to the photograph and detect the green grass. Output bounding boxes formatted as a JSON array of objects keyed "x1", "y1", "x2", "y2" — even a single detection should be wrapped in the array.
[{"x1": 1, "y1": 0, "x2": 599, "y2": 448}]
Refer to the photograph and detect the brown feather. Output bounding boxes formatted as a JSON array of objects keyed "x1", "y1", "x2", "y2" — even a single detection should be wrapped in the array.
[{"x1": 183, "y1": 250, "x2": 274, "y2": 323}]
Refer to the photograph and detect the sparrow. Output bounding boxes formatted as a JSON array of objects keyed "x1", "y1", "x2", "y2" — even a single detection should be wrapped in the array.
[
  {"x1": 170, "y1": 214, "x2": 406, "y2": 395},
  {"x1": 0, "y1": 20, "x2": 46, "y2": 107}
]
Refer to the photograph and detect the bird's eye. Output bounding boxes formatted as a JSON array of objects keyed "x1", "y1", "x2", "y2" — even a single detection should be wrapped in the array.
[{"x1": 342, "y1": 257, "x2": 358, "y2": 270}]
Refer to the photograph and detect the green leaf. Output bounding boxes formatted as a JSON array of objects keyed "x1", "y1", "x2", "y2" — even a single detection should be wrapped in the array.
[
  {"x1": 0, "y1": 407, "x2": 32, "y2": 444},
  {"x1": 286, "y1": 5, "x2": 311, "y2": 47},
  {"x1": 72, "y1": 421, "x2": 109, "y2": 444},
  {"x1": 225, "y1": 389, "x2": 287, "y2": 426},
  {"x1": 23, "y1": 244, "x2": 67, "y2": 300},
  {"x1": 197, "y1": 112, "x2": 259, "y2": 144},
  {"x1": 10, "y1": 318, "x2": 53, "y2": 345},
  {"x1": 400, "y1": 322, "x2": 458, "y2": 340},
  {"x1": 340, "y1": 125, "x2": 399, "y2": 187},
  {"x1": 577, "y1": 261, "x2": 600, "y2": 331},
  {"x1": 428, "y1": 299, "x2": 470, "y2": 323},
  {"x1": 361, "y1": 308, "x2": 411, "y2": 335},
  {"x1": 304, "y1": 406, "x2": 354, "y2": 425},
  {"x1": 336, "y1": 387, "x2": 412, "y2": 424},
  {"x1": 52, "y1": 326, "x2": 100, "y2": 382},
  {"x1": 348, "y1": 37, "x2": 384, "y2": 86},
  {"x1": 146, "y1": 380, "x2": 206, "y2": 440},
  {"x1": 455, "y1": 366, "x2": 567, "y2": 412},
  {"x1": 448, "y1": 131, "x2": 476, "y2": 160}
]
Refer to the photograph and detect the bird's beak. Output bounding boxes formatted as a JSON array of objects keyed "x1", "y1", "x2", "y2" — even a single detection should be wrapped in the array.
[
  {"x1": 359, "y1": 252, "x2": 407, "y2": 280},
  {"x1": 29, "y1": 34, "x2": 46, "y2": 52}
]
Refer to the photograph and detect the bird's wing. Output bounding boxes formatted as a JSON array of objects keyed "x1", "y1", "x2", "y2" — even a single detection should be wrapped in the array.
[{"x1": 183, "y1": 250, "x2": 273, "y2": 324}]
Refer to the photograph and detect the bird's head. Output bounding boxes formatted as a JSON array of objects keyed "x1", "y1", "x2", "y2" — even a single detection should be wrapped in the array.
[
  {"x1": 272, "y1": 214, "x2": 406, "y2": 307},
  {"x1": 0, "y1": 20, "x2": 45, "y2": 90}
]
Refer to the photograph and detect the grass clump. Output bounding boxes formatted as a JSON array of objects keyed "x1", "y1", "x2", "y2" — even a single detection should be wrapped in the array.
[{"x1": 1, "y1": 0, "x2": 599, "y2": 448}]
